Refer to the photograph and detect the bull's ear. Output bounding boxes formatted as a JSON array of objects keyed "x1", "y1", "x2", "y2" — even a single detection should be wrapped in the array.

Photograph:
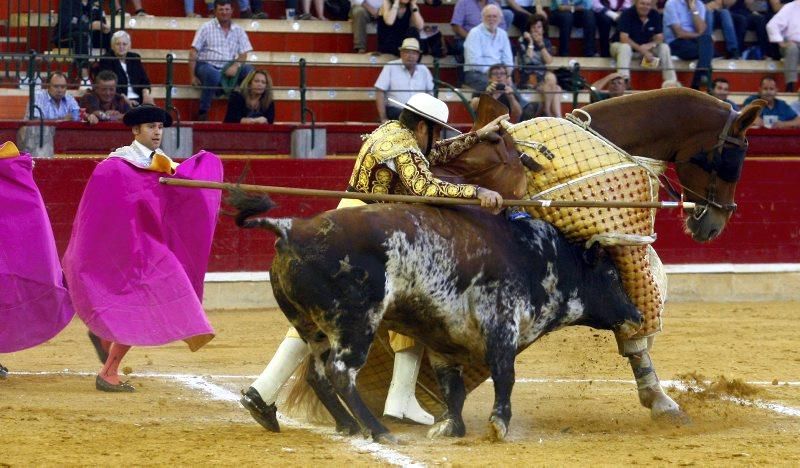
[{"x1": 582, "y1": 241, "x2": 606, "y2": 267}]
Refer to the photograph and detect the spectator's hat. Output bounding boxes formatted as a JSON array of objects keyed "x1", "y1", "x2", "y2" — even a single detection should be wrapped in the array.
[
  {"x1": 388, "y1": 93, "x2": 459, "y2": 133},
  {"x1": 123, "y1": 105, "x2": 173, "y2": 128},
  {"x1": 399, "y1": 37, "x2": 421, "y2": 53}
]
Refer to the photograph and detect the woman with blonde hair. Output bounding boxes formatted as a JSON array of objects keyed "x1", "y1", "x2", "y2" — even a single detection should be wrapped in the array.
[{"x1": 223, "y1": 69, "x2": 275, "y2": 123}]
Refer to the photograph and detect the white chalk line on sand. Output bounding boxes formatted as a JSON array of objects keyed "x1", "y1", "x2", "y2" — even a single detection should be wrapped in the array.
[{"x1": 11, "y1": 371, "x2": 800, "y2": 425}]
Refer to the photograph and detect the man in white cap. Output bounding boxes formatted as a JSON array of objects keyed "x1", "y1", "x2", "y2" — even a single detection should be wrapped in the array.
[
  {"x1": 374, "y1": 37, "x2": 434, "y2": 122},
  {"x1": 240, "y1": 93, "x2": 507, "y2": 431}
]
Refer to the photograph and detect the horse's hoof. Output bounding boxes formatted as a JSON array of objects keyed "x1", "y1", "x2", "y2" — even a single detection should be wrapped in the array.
[
  {"x1": 336, "y1": 422, "x2": 360, "y2": 435},
  {"x1": 652, "y1": 408, "x2": 692, "y2": 426},
  {"x1": 427, "y1": 419, "x2": 456, "y2": 439},
  {"x1": 487, "y1": 415, "x2": 508, "y2": 442},
  {"x1": 374, "y1": 431, "x2": 405, "y2": 445}
]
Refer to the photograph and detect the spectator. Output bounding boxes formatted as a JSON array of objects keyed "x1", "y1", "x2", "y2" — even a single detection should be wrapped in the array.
[
  {"x1": 791, "y1": 89, "x2": 800, "y2": 115},
  {"x1": 79, "y1": 70, "x2": 131, "y2": 125},
  {"x1": 744, "y1": 75, "x2": 800, "y2": 127},
  {"x1": 185, "y1": 0, "x2": 214, "y2": 17},
  {"x1": 590, "y1": 71, "x2": 627, "y2": 100},
  {"x1": 505, "y1": 0, "x2": 548, "y2": 31},
  {"x1": 464, "y1": 4, "x2": 514, "y2": 91},
  {"x1": 374, "y1": 38, "x2": 434, "y2": 122},
  {"x1": 709, "y1": 77, "x2": 740, "y2": 109},
  {"x1": 518, "y1": 15, "x2": 564, "y2": 117},
  {"x1": 351, "y1": 0, "x2": 384, "y2": 52},
  {"x1": 470, "y1": 64, "x2": 525, "y2": 121},
  {"x1": 663, "y1": 0, "x2": 713, "y2": 89},
  {"x1": 593, "y1": 0, "x2": 632, "y2": 57},
  {"x1": 728, "y1": 0, "x2": 771, "y2": 60},
  {"x1": 189, "y1": 0, "x2": 255, "y2": 121},
  {"x1": 611, "y1": 0, "x2": 677, "y2": 86},
  {"x1": 550, "y1": 0, "x2": 598, "y2": 57},
  {"x1": 766, "y1": 0, "x2": 799, "y2": 92},
  {"x1": 450, "y1": 0, "x2": 511, "y2": 57},
  {"x1": 25, "y1": 73, "x2": 81, "y2": 122},
  {"x1": 53, "y1": 0, "x2": 111, "y2": 87},
  {"x1": 96, "y1": 30, "x2": 154, "y2": 107},
  {"x1": 223, "y1": 69, "x2": 276, "y2": 123},
  {"x1": 298, "y1": 0, "x2": 327, "y2": 19},
  {"x1": 702, "y1": 0, "x2": 742, "y2": 58},
  {"x1": 377, "y1": 0, "x2": 424, "y2": 55},
  {"x1": 114, "y1": 0, "x2": 148, "y2": 16}
]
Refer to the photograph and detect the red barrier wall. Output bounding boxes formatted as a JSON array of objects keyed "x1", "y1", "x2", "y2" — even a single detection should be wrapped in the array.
[{"x1": 32, "y1": 155, "x2": 800, "y2": 271}]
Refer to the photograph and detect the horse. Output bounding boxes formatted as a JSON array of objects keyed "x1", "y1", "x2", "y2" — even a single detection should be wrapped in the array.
[{"x1": 232, "y1": 194, "x2": 644, "y2": 443}]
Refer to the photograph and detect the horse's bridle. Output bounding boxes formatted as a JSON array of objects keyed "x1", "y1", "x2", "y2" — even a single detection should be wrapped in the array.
[{"x1": 674, "y1": 109, "x2": 748, "y2": 219}]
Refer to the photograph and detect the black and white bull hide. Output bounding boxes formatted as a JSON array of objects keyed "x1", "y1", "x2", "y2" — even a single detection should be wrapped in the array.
[{"x1": 233, "y1": 194, "x2": 643, "y2": 443}]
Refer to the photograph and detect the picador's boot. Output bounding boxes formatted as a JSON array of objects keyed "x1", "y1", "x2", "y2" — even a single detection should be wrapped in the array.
[
  {"x1": 245, "y1": 336, "x2": 309, "y2": 432},
  {"x1": 383, "y1": 343, "x2": 434, "y2": 425}
]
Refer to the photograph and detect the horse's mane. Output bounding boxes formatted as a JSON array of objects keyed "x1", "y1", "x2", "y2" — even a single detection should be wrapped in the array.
[{"x1": 583, "y1": 88, "x2": 731, "y2": 114}]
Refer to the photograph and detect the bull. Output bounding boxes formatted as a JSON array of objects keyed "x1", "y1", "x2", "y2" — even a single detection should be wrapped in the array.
[{"x1": 232, "y1": 193, "x2": 643, "y2": 443}]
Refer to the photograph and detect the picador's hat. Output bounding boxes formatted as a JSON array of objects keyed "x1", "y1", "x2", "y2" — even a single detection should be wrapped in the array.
[
  {"x1": 388, "y1": 93, "x2": 459, "y2": 133},
  {"x1": 123, "y1": 105, "x2": 173, "y2": 127}
]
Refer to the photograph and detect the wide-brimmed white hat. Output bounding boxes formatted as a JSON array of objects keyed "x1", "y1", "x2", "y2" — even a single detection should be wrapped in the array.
[
  {"x1": 399, "y1": 37, "x2": 421, "y2": 53},
  {"x1": 388, "y1": 93, "x2": 459, "y2": 133}
]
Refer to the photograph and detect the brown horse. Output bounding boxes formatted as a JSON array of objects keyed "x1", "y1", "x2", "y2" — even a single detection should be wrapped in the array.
[{"x1": 436, "y1": 88, "x2": 763, "y2": 423}]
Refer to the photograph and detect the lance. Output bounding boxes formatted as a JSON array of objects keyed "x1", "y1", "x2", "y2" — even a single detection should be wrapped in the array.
[{"x1": 159, "y1": 178, "x2": 696, "y2": 210}]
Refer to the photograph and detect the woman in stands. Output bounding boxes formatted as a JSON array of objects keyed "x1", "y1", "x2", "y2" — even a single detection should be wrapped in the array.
[
  {"x1": 377, "y1": 0, "x2": 424, "y2": 55},
  {"x1": 96, "y1": 31, "x2": 154, "y2": 107},
  {"x1": 518, "y1": 14, "x2": 563, "y2": 117},
  {"x1": 223, "y1": 69, "x2": 276, "y2": 123}
]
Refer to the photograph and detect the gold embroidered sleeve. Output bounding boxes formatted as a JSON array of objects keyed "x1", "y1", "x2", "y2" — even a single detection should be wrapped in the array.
[
  {"x1": 428, "y1": 131, "x2": 481, "y2": 166},
  {"x1": 395, "y1": 151, "x2": 479, "y2": 199}
]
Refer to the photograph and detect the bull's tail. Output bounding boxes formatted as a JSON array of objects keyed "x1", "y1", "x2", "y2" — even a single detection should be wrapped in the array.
[
  {"x1": 227, "y1": 189, "x2": 290, "y2": 238},
  {"x1": 281, "y1": 355, "x2": 334, "y2": 424}
]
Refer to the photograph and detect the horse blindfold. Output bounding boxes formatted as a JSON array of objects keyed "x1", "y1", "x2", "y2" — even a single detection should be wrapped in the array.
[{"x1": 689, "y1": 143, "x2": 747, "y2": 183}]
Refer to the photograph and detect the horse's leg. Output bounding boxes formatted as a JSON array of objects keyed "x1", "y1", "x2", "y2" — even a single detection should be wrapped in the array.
[
  {"x1": 618, "y1": 335, "x2": 691, "y2": 425},
  {"x1": 484, "y1": 333, "x2": 516, "y2": 441},
  {"x1": 325, "y1": 327, "x2": 397, "y2": 444},
  {"x1": 427, "y1": 352, "x2": 467, "y2": 439}
]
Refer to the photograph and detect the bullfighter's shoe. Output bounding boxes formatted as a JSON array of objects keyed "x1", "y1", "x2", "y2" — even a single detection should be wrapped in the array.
[
  {"x1": 383, "y1": 344, "x2": 434, "y2": 425},
  {"x1": 0, "y1": 363, "x2": 8, "y2": 379},
  {"x1": 240, "y1": 387, "x2": 280, "y2": 432},
  {"x1": 95, "y1": 375, "x2": 135, "y2": 392}
]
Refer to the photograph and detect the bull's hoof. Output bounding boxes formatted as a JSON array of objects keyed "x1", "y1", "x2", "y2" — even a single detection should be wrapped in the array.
[
  {"x1": 374, "y1": 431, "x2": 405, "y2": 445},
  {"x1": 652, "y1": 408, "x2": 692, "y2": 426},
  {"x1": 336, "y1": 421, "x2": 360, "y2": 435},
  {"x1": 427, "y1": 419, "x2": 465, "y2": 439},
  {"x1": 487, "y1": 415, "x2": 508, "y2": 442}
]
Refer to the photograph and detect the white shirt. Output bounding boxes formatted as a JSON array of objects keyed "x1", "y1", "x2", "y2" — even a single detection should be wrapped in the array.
[
  {"x1": 463, "y1": 23, "x2": 514, "y2": 73},
  {"x1": 108, "y1": 140, "x2": 165, "y2": 168},
  {"x1": 374, "y1": 60, "x2": 434, "y2": 108},
  {"x1": 766, "y1": 0, "x2": 800, "y2": 43}
]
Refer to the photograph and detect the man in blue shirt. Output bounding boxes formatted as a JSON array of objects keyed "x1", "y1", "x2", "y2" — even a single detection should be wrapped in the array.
[
  {"x1": 463, "y1": 4, "x2": 514, "y2": 91},
  {"x1": 709, "y1": 77, "x2": 740, "y2": 110},
  {"x1": 612, "y1": 0, "x2": 678, "y2": 85},
  {"x1": 743, "y1": 75, "x2": 800, "y2": 128},
  {"x1": 25, "y1": 73, "x2": 80, "y2": 122},
  {"x1": 663, "y1": 0, "x2": 713, "y2": 89},
  {"x1": 550, "y1": 0, "x2": 598, "y2": 56}
]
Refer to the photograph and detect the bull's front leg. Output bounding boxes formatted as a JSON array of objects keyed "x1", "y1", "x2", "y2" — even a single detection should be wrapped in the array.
[
  {"x1": 618, "y1": 335, "x2": 690, "y2": 425},
  {"x1": 484, "y1": 330, "x2": 516, "y2": 442},
  {"x1": 427, "y1": 352, "x2": 467, "y2": 439}
]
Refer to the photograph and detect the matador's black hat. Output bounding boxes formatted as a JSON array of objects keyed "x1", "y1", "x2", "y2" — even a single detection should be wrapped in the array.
[{"x1": 123, "y1": 105, "x2": 173, "y2": 127}]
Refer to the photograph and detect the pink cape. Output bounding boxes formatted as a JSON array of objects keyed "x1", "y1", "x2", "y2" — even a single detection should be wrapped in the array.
[
  {"x1": 62, "y1": 151, "x2": 222, "y2": 350},
  {"x1": 0, "y1": 154, "x2": 75, "y2": 353}
]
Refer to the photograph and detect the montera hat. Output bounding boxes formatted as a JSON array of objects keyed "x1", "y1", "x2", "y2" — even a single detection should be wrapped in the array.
[
  {"x1": 123, "y1": 105, "x2": 173, "y2": 127},
  {"x1": 388, "y1": 93, "x2": 459, "y2": 133},
  {"x1": 399, "y1": 37, "x2": 421, "y2": 53}
]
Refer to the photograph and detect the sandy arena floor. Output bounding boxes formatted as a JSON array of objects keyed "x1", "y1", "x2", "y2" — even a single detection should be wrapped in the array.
[{"x1": 2, "y1": 302, "x2": 799, "y2": 466}]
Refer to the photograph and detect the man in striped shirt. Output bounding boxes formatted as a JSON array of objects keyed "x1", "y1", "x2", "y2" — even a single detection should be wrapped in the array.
[
  {"x1": 188, "y1": 0, "x2": 255, "y2": 120},
  {"x1": 25, "y1": 73, "x2": 80, "y2": 122}
]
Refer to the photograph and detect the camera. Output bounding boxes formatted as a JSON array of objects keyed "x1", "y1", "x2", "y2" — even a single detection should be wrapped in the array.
[{"x1": 495, "y1": 83, "x2": 505, "y2": 91}]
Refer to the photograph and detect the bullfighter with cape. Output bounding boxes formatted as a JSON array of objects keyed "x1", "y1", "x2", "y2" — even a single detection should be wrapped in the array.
[{"x1": 63, "y1": 105, "x2": 222, "y2": 392}]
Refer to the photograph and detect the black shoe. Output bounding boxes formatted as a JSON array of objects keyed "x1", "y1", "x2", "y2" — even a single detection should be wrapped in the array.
[
  {"x1": 251, "y1": 11, "x2": 268, "y2": 19},
  {"x1": 88, "y1": 331, "x2": 109, "y2": 364},
  {"x1": 196, "y1": 111, "x2": 208, "y2": 121},
  {"x1": 95, "y1": 375, "x2": 135, "y2": 393},
  {"x1": 240, "y1": 387, "x2": 280, "y2": 432},
  {"x1": 0, "y1": 363, "x2": 8, "y2": 379},
  {"x1": 787, "y1": 82, "x2": 795, "y2": 93}
]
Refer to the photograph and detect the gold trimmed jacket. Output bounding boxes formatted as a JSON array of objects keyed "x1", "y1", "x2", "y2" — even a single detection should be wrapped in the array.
[{"x1": 348, "y1": 121, "x2": 481, "y2": 199}]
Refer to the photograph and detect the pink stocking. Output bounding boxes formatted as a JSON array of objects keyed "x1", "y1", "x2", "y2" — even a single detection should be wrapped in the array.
[{"x1": 98, "y1": 343, "x2": 132, "y2": 385}]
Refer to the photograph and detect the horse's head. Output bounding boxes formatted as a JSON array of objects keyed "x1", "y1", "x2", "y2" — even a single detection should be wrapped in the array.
[
  {"x1": 432, "y1": 95, "x2": 527, "y2": 199},
  {"x1": 674, "y1": 97, "x2": 764, "y2": 242}
]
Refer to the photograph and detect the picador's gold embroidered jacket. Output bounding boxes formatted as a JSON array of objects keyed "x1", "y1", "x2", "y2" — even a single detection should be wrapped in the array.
[{"x1": 348, "y1": 121, "x2": 481, "y2": 198}]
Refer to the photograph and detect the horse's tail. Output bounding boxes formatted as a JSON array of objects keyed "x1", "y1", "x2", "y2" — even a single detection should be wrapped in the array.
[
  {"x1": 281, "y1": 355, "x2": 334, "y2": 425},
  {"x1": 227, "y1": 189, "x2": 290, "y2": 238}
]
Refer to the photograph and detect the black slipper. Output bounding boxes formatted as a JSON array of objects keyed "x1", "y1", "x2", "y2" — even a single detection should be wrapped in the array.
[
  {"x1": 88, "y1": 331, "x2": 109, "y2": 364},
  {"x1": 0, "y1": 363, "x2": 8, "y2": 379},
  {"x1": 95, "y1": 375, "x2": 135, "y2": 393}
]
